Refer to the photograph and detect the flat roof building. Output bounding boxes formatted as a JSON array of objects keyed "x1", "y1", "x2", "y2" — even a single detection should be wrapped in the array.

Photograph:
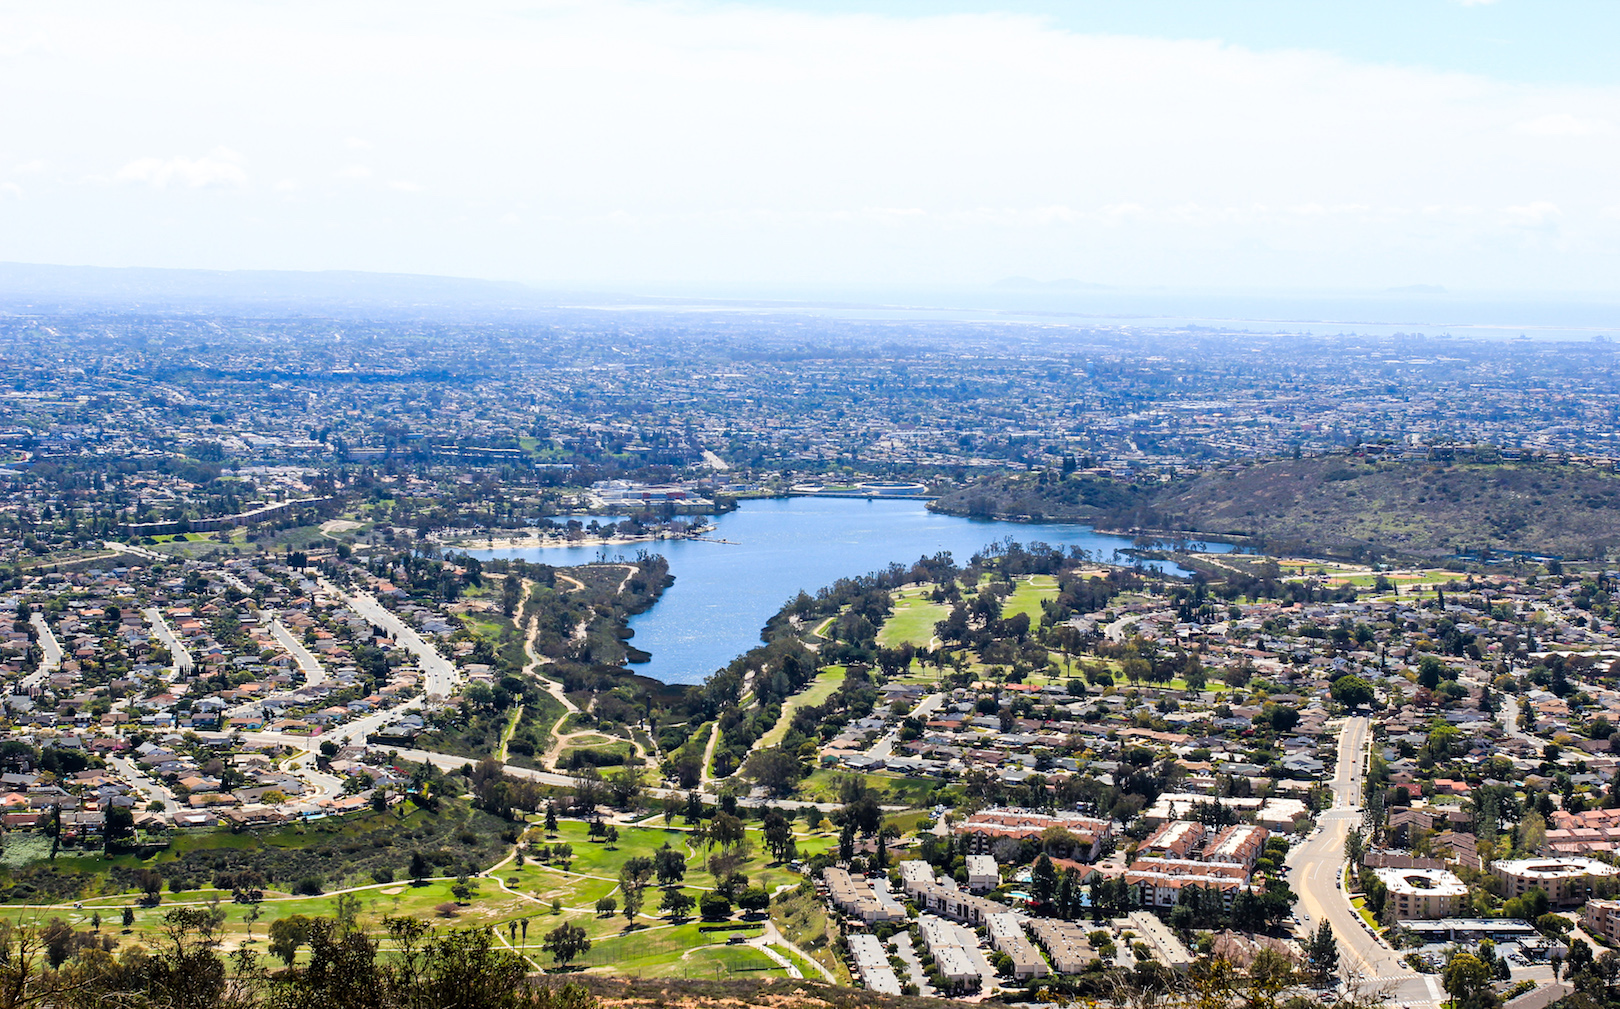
[
  {"x1": 847, "y1": 932, "x2": 904, "y2": 995},
  {"x1": 1372, "y1": 866, "x2": 1469, "y2": 920},
  {"x1": 966, "y1": 854, "x2": 999, "y2": 893},
  {"x1": 824, "y1": 867, "x2": 908, "y2": 923},
  {"x1": 1025, "y1": 918, "x2": 1098, "y2": 975},
  {"x1": 1493, "y1": 858, "x2": 1620, "y2": 908},
  {"x1": 987, "y1": 912, "x2": 1048, "y2": 979}
]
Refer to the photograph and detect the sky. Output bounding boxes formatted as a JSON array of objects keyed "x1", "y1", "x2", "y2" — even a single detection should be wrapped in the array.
[{"x1": 1, "y1": 0, "x2": 1618, "y2": 295}]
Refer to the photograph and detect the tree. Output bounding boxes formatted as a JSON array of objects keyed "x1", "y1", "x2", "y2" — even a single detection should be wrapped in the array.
[
  {"x1": 269, "y1": 913, "x2": 314, "y2": 966},
  {"x1": 737, "y1": 887, "x2": 770, "y2": 914},
  {"x1": 659, "y1": 888, "x2": 694, "y2": 918},
  {"x1": 545, "y1": 803, "x2": 559, "y2": 833},
  {"x1": 121, "y1": 906, "x2": 135, "y2": 929},
  {"x1": 410, "y1": 850, "x2": 433, "y2": 883},
  {"x1": 1443, "y1": 952, "x2": 1497, "y2": 1009},
  {"x1": 1305, "y1": 921, "x2": 1339, "y2": 985},
  {"x1": 761, "y1": 807, "x2": 796, "y2": 863},
  {"x1": 699, "y1": 893, "x2": 732, "y2": 920},
  {"x1": 743, "y1": 747, "x2": 804, "y2": 795},
  {"x1": 1031, "y1": 854, "x2": 1059, "y2": 909},
  {"x1": 711, "y1": 812, "x2": 745, "y2": 851},
  {"x1": 104, "y1": 805, "x2": 136, "y2": 852},
  {"x1": 1330, "y1": 674, "x2": 1376, "y2": 708},
  {"x1": 653, "y1": 843, "x2": 686, "y2": 886},
  {"x1": 595, "y1": 896, "x2": 616, "y2": 916},
  {"x1": 543, "y1": 922, "x2": 591, "y2": 967}
]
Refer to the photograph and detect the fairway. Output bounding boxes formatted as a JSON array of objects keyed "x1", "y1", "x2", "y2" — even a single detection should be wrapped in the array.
[
  {"x1": 1001, "y1": 574, "x2": 1058, "y2": 622},
  {"x1": 877, "y1": 590, "x2": 948, "y2": 647},
  {"x1": 754, "y1": 666, "x2": 846, "y2": 750}
]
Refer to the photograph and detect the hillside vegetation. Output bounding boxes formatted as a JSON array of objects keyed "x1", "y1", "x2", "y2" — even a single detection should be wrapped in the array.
[{"x1": 932, "y1": 456, "x2": 1620, "y2": 560}]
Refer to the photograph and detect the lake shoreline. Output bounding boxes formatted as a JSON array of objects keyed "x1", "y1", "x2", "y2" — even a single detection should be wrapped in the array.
[{"x1": 468, "y1": 497, "x2": 1229, "y2": 684}]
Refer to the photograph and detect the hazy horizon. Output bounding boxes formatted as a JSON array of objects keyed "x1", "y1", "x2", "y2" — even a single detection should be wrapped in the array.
[{"x1": 4, "y1": 1, "x2": 1620, "y2": 294}]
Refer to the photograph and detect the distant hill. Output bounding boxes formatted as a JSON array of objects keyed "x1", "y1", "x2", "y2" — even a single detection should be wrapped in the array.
[{"x1": 932, "y1": 456, "x2": 1620, "y2": 560}]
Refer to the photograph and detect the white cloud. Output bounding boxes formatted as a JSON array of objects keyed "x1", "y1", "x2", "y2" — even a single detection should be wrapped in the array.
[
  {"x1": 1504, "y1": 201, "x2": 1561, "y2": 226},
  {"x1": 1515, "y1": 113, "x2": 1609, "y2": 136},
  {"x1": 0, "y1": 182, "x2": 20, "y2": 200},
  {"x1": 5, "y1": 1, "x2": 1620, "y2": 289},
  {"x1": 115, "y1": 148, "x2": 246, "y2": 189}
]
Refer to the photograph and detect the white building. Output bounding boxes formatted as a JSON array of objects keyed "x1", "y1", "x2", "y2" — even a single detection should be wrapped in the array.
[
  {"x1": 1493, "y1": 857, "x2": 1620, "y2": 908},
  {"x1": 847, "y1": 933, "x2": 903, "y2": 995},
  {"x1": 966, "y1": 854, "x2": 999, "y2": 893},
  {"x1": 987, "y1": 912, "x2": 1048, "y2": 979},
  {"x1": 1372, "y1": 867, "x2": 1469, "y2": 920}
]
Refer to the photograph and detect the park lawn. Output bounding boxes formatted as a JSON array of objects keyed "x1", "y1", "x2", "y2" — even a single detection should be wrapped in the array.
[
  {"x1": 794, "y1": 769, "x2": 939, "y2": 807},
  {"x1": 498, "y1": 861, "x2": 622, "y2": 911},
  {"x1": 754, "y1": 666, "x2": 847, "y2": 750},
  {"x1": 877, "y1": 592, "x2": 949, "y2": 648},
  {"x1": 559, "y1": 741, "x2": 635, "y2": 767},
  {"x1": 769, "y1": 942, "x2": 820, "y2": 980},
  {"x1": 1001, "y1": 575, "x2": 1058, "y2": 622},
  {"x1": 29, "y1": 877, "x2": 514, "y2": 948},
  {"x1": 557, "y1": 920, "x2": 786, "y2": 979}
]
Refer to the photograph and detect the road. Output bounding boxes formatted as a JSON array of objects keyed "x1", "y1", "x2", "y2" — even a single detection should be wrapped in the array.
[
  {"x1": 268, "y1": 616, "x2": 327, "y2": 687},
  {"x1": 23, "y1": 612, "x2": 61, "y2": 691},
  {"x1": 108, "y1": 754, "x2": 182, "y2": 814},
  {"x1": 319, "y1": 578, "x2": 458, "y2": 698},
  {"x1": 1501, "y1": 694, "x2": 1538, "y2": 746},
  {"x1": 142, "y1": 607, "x2": 193, "y2": 677},
  {"x1": 1287, "y1": 715, "x2": 1445, "y2": 1005},
  {"x1": 864, "y1": 692, "x2": 944, "y2": 760}
]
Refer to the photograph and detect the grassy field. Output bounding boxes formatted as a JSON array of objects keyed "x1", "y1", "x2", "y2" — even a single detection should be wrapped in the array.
[
  {"x1": 877, "y1": 590, "x2": 948, "y2": 648},
  {"x1": 755, "y1": 666, "x2": 848, "y2": 750},
  {"x1": 1001, "y1": 575, "x2": 1058, "y2": 622},
  {"x1": 10, "y1": 815, "x2": 838, "y2": 968}
]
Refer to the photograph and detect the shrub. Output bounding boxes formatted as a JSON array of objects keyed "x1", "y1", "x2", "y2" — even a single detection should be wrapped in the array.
[
  {"x1": 293, "y1": 877, "x2": 325, "y2": 896},
  {"x1": 435, "y1": 902, "x2": 459, "y2": 918}
]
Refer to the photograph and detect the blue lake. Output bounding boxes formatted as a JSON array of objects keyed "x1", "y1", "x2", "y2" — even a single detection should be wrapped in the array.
[{"x1": 472, "y1": 496, "x2": 1226, "y2": 685}]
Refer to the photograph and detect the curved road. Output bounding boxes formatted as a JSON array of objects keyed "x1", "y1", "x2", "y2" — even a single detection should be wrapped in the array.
[{"x1": 1287, "y1": 715, "x2": 1443, "y2": 1004}]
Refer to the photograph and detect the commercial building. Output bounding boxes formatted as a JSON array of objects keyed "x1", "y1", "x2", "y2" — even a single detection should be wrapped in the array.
[
  {"x1": 1371, "y1": 866, "x2": 1469, "y2": 919},
  {"x1": 1492, "y1": 858, "x2": 1620, "y2": 907}
]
